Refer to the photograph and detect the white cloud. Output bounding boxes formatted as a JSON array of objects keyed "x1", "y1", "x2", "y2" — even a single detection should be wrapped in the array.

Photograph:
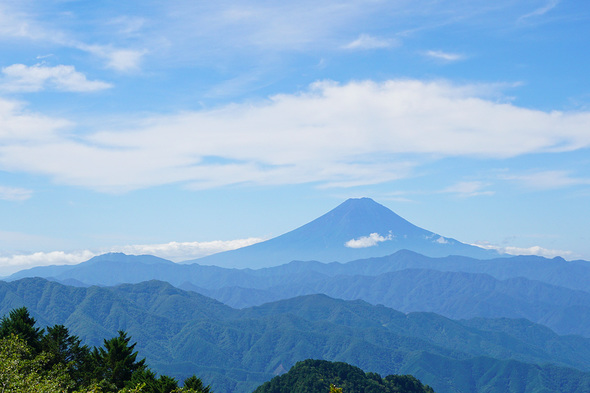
[
  {"x1": 78, "y1": 45, "x2": 147, "y2": 72},
  {"x1": 473, "y1": 241, "x2": 575, "y2": 259},
  {"x1": 107, "y1": 16, "x2": 147, "y2": 36},
  {"x1": 0, "y1": 250, "x2": 97, "y2": 276},
  {"x1": 345, "y1": 232, "x2": 393, "y2": 248},
  {"x1": 1, "y1": 64, "x2": 112, "y2": 92},
  {"x1": 0, "y1": 237, "x2": 264, "y2": 276},
  {"x1": 1, "y1": 79, "x2": 590, "y2": 192},
  {"x1": 0, "y1": 186, "x2": 32, "y2": 201},
  {"x1": 0, "y1": 3, "x2": 56, "y2": 41},
  {"x1": 0, "y1": 3, "x2": 146, "y2": 72},
  {"x1": 0, "y1": 97, "x2": 71, "y2": 142},
  {"x1": 423, "y1": 50, "x2": 465, "y2": 62},
  {"x1": 441, "y1": 181, "x2": 494, "y2": 197},
  {"x1": 503, "y1": 170, "x2": 590, "y2": 190},
  {"x1": 343, "y1": 34, "x2": 396, "y2": 50},
  {"x1": 112, "y1": 238, "x2": 264, "y2": 261},
  {"x1": 519, "y1": 0, "x2": 560, "y2": 22}
]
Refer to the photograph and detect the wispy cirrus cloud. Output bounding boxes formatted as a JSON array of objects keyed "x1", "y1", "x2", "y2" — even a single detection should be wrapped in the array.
[
  {"x1": 0, "y1": 186, "x2": 32, "y2": 201},
  {"x1": 423, "y1": 50, "x2": 465, "y2": 62},
  {"x1": 75, "y1": 44, "x2": 147, "y2": 72},
  {"x1": 1, "y1": 79, "x2": 590, "y2": 192},
  {"x1": 1, "y1": 64, "x2": 112, "y2": 92},
  {"x1": 519, "y1": 0, "x2": 560, "y2": 22},
  {"x1": 503, "y1": 170, "x2": 590, "y2": 190},
  {"x1": 440, "y1": 181, "x2": 494, "y2": 197},
  {"x1": 343, "y1": 34, "x2": 397, "y2": 50},
  {"x1": 0, "y1": 2, "x2": 147, "y2": 72}
]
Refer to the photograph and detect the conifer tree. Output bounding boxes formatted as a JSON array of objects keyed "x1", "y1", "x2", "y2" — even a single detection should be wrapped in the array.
[
  {"x1": 0, "y1": 307, "x2": 44, "y2": 352},
  {"x1": 92, "y1": 330, "x2": 147, "y2": 389}
]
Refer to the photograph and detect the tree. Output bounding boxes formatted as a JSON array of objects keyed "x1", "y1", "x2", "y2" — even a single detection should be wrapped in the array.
[
  {"x1": 92, "y1": 330, "x2": 147, "y2": 389},
  {"x1": 0, "y1": 307, "x2": 44, "y2": 352},
  {"x1": 329, "y1": 384, "x2": 342, "y2": 393},
  {"x1": 0, "y1": 334, "x2": 72, "y2": 392},
  {"x1": 42, "y1": 324, "x2": 93, "y2": 388},
  {"x1": 183, "y1": 375, "x2": 212, "y2": 393},
  {"x1": 157, "y1": 375, "x2": 179, "y2": 393}
]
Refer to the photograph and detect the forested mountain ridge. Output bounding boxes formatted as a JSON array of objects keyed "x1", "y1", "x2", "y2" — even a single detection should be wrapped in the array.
[
  {"x1": 1, "y1": 277, "x2": 590, "y2": 393},
  {"x1": 9, "y1": 249, "x2": 589, "y2": 294},
  {"x1": 252, "y1": 359, "x2": 435, "y2": 393},
  {"x1": 8, "y1": 250, "x2": 590, "y2": 337}
]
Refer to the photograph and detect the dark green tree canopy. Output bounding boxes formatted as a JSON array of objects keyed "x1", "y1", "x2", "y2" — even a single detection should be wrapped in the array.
[
  {"x1": 0, "y1": 307, "x2": 44, "y2": 352},
  {"x1": 183, "y1": 375, "x2": 213, "y2": 393},
  {"x1": 92, "y1": 330, "x2": 147, "y2": 389},
  {"x1": 253, "y1": 359, "x2": 435, "y2": 393}
]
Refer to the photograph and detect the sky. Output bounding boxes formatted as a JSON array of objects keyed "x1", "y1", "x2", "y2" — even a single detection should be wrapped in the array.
[{"x1": 0, "y1": 0, "x2": 589, "y2": 275}]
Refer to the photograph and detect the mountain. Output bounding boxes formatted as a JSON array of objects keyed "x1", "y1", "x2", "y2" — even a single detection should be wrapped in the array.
[
  {"x1": 187, "y1": 197, "x2": 499, "y2": 268},
  {"x1": 2, "y1": 278, "x2": 590, "y2": 393},
  {"x1": 8, "y1": 252, "x2": 177, "y2": 283},
  {"x1": 253, "y1": 359, "x2": 435, "y2": 393},
  {"x1": 8, "y1": 249, "x2": 590, "y2": 337},
  {"x1": 191, "y1": 268, "x2": 590, "y2": 337}
]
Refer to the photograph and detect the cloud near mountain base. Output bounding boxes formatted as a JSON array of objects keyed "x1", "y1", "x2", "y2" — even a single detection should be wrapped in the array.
[{"x1": 0, "y1": 237, "x2": 263, "y2": 276}]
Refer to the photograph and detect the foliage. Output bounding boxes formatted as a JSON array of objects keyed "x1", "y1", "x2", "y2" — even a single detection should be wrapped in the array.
[
  {"x1": 252, "y1": 359, "x2": 435, "y2": 393},
  {"x1": 0, "y1": 334, "x2": 72, "y2": 392},
  {"x1": 329, "y1": 384, "x2": 342, "y2": 393},
  {"x1": 43, "y1": 324, "x2": 93, "y2": 387},
  {"x1": 183, "y1": 375, "x2": 213, "y2": 393},
  {"x1": 4, "y1": 279, "x2": 590, "y2": 393},
  {"x1": 0, "y1": 307, "x2": 212, "y2": 393},
  {"x1": 92, "y1": 330, "x2": 147, "y2": 389},
  {"x1": 0, "y1": 306, "x2": 45, "y2": 352}
]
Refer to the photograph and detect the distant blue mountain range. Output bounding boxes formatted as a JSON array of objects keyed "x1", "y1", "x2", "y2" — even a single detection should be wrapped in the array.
[
  {"x1": 188, "y1": 197, "x2": 499, "y2": 268},
  {"x1": 5, "y1": 197, "x2": 590, "y2": 392}
]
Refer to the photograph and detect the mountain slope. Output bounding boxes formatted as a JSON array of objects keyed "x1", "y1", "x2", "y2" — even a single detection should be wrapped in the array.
[
  {"x1": 195, "y1": 268, "x2": 590, "y2": 337},
  {"x1": 8, "y1": 250, "x2": 590, "y2": 337},
  {"x1": 253, "y1": 359, "x2": 435, "y2": 393},
  {"x1": 189, "y1": 198, "x2": 498, "y2": 268},
  {"x1": 2, "y1": 278, "x2": 590, "y2": 393}
]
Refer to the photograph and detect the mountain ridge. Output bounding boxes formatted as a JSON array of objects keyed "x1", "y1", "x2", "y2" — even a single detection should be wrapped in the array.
[{"x1": 2, "y1": 277, "x2": 590, "y2": 393}]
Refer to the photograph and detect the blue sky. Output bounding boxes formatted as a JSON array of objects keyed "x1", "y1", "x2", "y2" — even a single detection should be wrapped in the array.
[{"x1": 0, "y1": 0, "x2": 589, "y2": 274}]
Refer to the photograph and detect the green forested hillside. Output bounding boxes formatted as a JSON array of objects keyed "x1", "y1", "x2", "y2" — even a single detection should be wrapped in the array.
[
  {"x1": 9, "y1": 251, "x2": 590, "y2": 338},
  {"x1": 199, "y1": 268, "x2": 590, "y2": 337},
  {"x1": 252, "y1": 359, "x2": 434, "y2": 393},
  {"x1": 1, "y1": 278, "x2": 590, "y2": 393}
]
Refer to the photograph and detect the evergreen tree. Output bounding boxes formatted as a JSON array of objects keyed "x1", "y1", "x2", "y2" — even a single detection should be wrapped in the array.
[
  {"x1": 157, "y1": 375, "x2": 179, "y2": 393},
  {"x1": 0, "y1": 308, "x2": 214, "y2": 393},
  {"x1": 0, "y1": 307, "x2": 44, "y2": 352},
  {"x1": 183, "y1": 375, "x2": 212, "y2": 393},
  {"x1": 92, "y1": 330, "x2": 147, "y2": 389},
  {"x1": 42, "y1": 324, "x2": 93, "y2": 388}
]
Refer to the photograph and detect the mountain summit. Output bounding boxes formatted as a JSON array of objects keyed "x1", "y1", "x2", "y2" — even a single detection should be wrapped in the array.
[{"x1": 190, "y1": 197, "x2": 498, "y2": 268}]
